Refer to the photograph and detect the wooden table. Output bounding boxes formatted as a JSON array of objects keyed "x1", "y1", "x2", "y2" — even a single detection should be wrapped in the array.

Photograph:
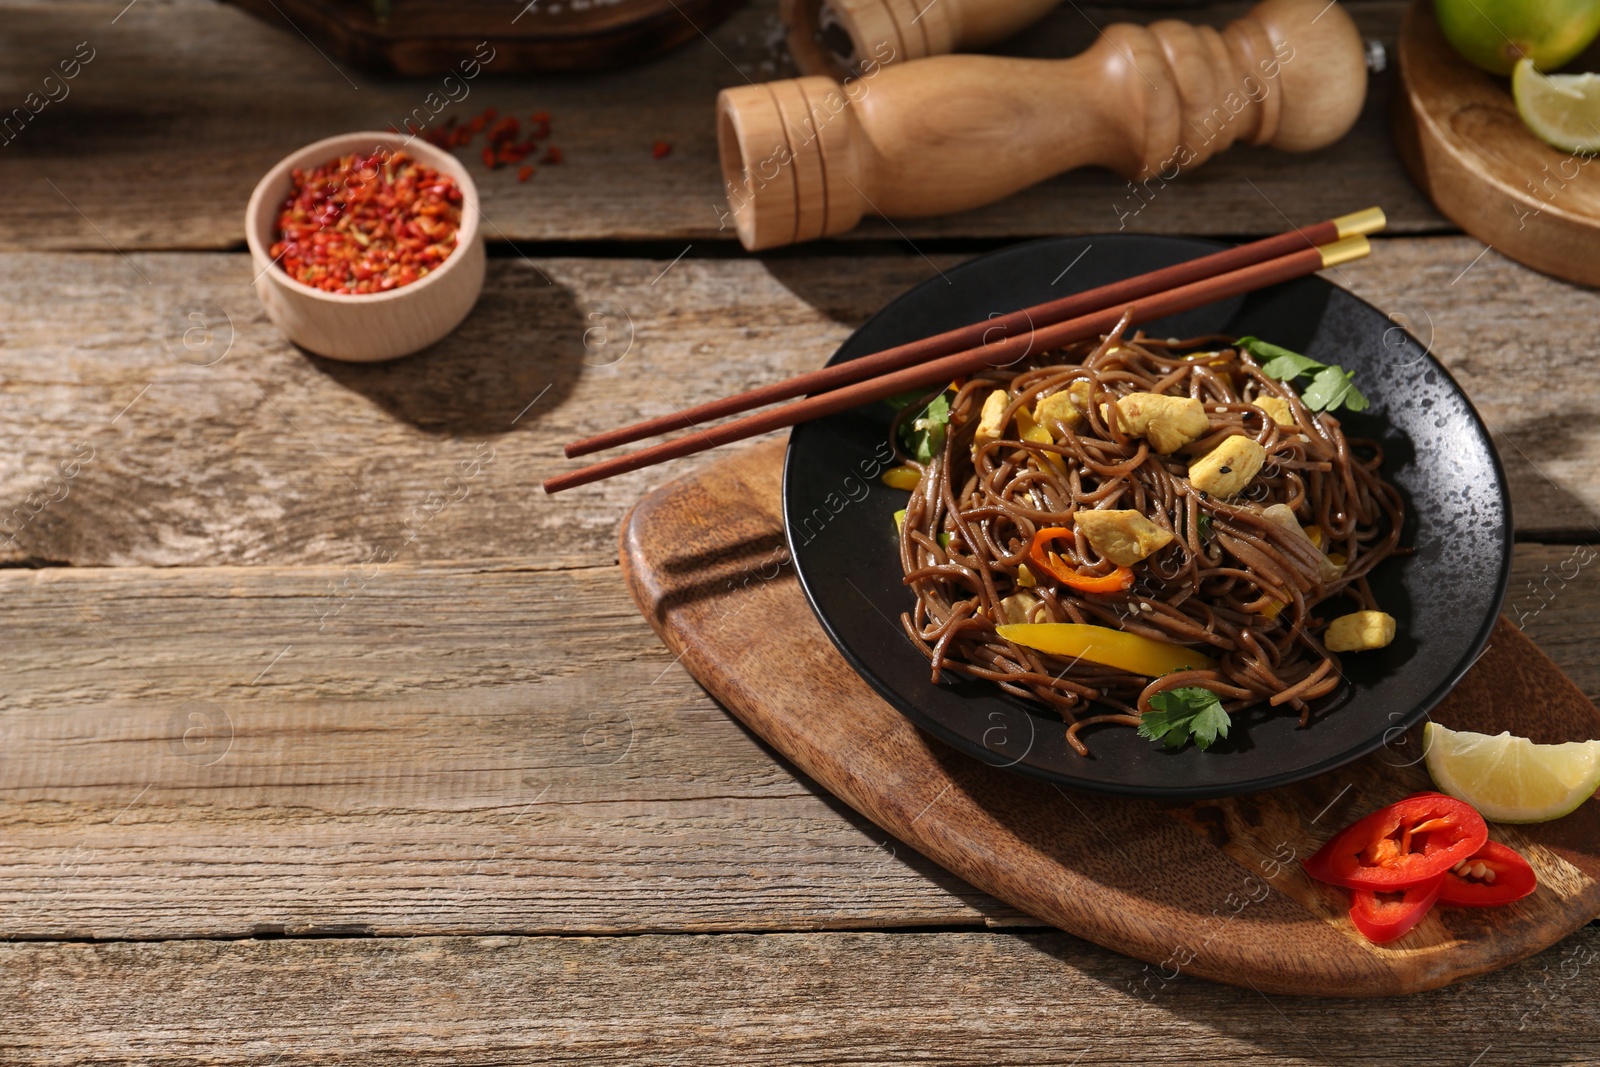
[{"x1": 4, "y1": 0, "x2": 1599, "y2": 1061}]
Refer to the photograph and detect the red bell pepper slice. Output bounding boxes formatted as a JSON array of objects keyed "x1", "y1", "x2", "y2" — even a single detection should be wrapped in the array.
[
  {"x1": 1437, "y1": 840, "x2": 1538, "y2": 907},
  {"x1": 1349, "y1": 874, "x2": 1444, "y2": 944},
  {"x1": 1304, "y1": 793, "x2": 1488, "y2": 891}
]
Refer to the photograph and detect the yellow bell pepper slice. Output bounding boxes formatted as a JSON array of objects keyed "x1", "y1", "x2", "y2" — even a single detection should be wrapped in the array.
[
  {"x1": 894, "y1": 508, "x2": 950, "y2": 547},
  {"x1": 995, "y1": 622, "x2": 1217, "y2": 676},
  {"x1": 1014, "y1": 405, "x2": 1066, "y2": 474},
  {"x1": 881, "y1": 465, "x2": 921, "y2": 491}
]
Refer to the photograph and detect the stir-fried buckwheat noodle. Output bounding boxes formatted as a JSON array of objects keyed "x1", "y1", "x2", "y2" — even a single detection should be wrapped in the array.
[{"x1": 893, "y1": 319, "x2": 1404, "y2": 756}]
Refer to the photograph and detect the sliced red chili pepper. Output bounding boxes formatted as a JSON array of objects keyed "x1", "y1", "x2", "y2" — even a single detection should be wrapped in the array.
[
  {"x1": 1437, "y1": 840, "x2": 1537, "y2": 907},
  {"x1": 1349, "y1": 874, "x2": 1443, "y2": 944},
  {"x1": 652, "y1": 140, "x2": 673, "y2": 159},
  {"x1": 1304, "y1": 793, "x2": 1487, "y2": 891},
  {"x1": 1028, "y1": 527, "x2": 1134, "y2": 594}
]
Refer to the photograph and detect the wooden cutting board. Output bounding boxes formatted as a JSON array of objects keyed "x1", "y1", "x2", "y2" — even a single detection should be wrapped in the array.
[
  {"x1": 1394, "y1": 0, "x2": 1600, "y2": 287},
  {"x1": 621, "y1": 438, "x2": 1600, "y2": 996}
]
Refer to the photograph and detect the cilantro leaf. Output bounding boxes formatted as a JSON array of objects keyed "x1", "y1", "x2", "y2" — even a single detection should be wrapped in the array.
[
  {"x1": 1300, "y1": 365, "x2": 1369, "y2": 413},
  {"x1": 885, "y1": 388, "x2": 927, "y2": 411},
  {"x1": 1137, "y1": 686, "x2": 1231, "y2": 751},
  {"x1": 1236, "y1": 336, "x2": 1324, "y2": 380},
  {"x1": 1260, "y1": 351, "x2": 1326, "y2": 381},
  {"x1": 1236, "y1": 337, "x2": 1369, "y2": 414},
  {"x1": 894, "y1": 391, "x2": 951, "y2": 464}
]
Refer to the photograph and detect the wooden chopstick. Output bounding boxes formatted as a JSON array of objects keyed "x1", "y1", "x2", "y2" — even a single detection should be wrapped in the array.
[
  {"x1": 542, "y1": 234, "x2": 1374, "y2": 495},
  {"x1": 562, "y1": 208, "x2": 1387, "y2": 459}
]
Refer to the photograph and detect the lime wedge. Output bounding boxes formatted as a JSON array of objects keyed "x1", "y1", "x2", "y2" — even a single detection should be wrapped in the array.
[
  {"x1": 1424, "y1": 722, "x2": 1600, "y2": 823},
  {"x1": 1512, "y1": 57, "x2": 1600, "y2": 154}
]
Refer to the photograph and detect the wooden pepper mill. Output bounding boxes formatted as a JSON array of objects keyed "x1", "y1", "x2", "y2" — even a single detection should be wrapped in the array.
[
  {"x1": 719, "y1": 0, "x2": 1366, "y2": 251},
  {"x1": 782, "y1": 0, "x2": 1060, "y2": 79}
]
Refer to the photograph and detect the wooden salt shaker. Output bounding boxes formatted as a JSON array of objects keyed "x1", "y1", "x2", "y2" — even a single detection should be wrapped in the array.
[{"x1": 720, "y1": 0, "x2": 1367, "y2": 250}]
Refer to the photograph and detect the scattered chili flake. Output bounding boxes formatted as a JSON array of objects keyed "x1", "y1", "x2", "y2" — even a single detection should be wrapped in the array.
[
  {"x1": 420, "y1": 116, "x2": 461, "y2": 149},
  {"x1": 652, "y1": 140, "x2": 672, "y2": 159},
  {"x1": 488, "y1": 115, "x2": 520, "y2": 145},
  {"x1": 398, "y1": 106, "x2": 560, "y2": 176},
  {"x1": 517, "y1": 165, "x2": 535, "y2": 182},
  {"x1": 268, "y1": 149, "x2": 463, "y2": 295}
]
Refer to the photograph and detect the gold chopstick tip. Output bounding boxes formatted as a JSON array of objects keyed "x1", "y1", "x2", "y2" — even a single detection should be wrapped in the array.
[
  {"x1": 1318, "y1": 234, "x2": 1370, "y2": 269},
  {"x1": 1333, "y1": 207, "x2": 1387, "y2": 239}
]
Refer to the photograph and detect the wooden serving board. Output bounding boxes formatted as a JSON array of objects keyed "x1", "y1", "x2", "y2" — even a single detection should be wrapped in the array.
[
  {"x1": 621, "y1": 439, "x2": 1600, "y2": 996},
  {"x1": 1394, "y1": 0, "x2": 1600, "y2": 287}
]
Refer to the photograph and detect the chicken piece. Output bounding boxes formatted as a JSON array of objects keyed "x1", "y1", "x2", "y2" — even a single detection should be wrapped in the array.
[
  {"x1": 1032, "y1": 380, "x2": 1090, "y2": 434},
  {"x1": 1189, "y1": 435, "x2": 1267, "y2": 497},
  {"x1": 1074, "y1": 508, "x2": 1175, "y2": 566},
  {"x1": 1113, "y1": 392, "x2": 1210, "y2": 454},
  {"x1": 1255, "y1": 395, "x2": 1295, "y2": 428},
  {"x1": 1259, "y1": 503, "x2": 1345, "y2": 584},
  {"x1": 996, "y1": 590, "x2": 1043, "y2": 625},
  {"x1": 1324, "y1": 610, "x2": 1396, "y2": 652},
  {"x1": 973, "y1": 389, "x2": 1010, "y2": 452}
]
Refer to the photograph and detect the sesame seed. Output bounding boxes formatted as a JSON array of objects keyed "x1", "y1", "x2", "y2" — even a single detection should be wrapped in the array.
[{"x1": 1219, "y1": 465, "x2": 1232, "y2": 474}]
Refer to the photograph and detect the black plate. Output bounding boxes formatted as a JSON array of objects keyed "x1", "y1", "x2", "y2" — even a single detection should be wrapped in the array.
[{"x1": 783, "y1": 235, "x2": 1511, "y2": 799}]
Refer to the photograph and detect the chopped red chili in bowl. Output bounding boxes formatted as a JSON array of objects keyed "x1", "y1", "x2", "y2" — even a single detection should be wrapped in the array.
[{"x1": 269, "y1": 149, "x2": 463, "y2": 295}]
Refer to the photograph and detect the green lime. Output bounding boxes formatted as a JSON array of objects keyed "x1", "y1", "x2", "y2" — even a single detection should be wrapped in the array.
[
  {"x1": 1435, "y1": 0, "x2": 1600, "y2": 75},
  {"x1": 1513, "y1": 57, "x2": 1600, "y2": 152},
  {"x1": 1424, "y1": 722, "x2": 1600, "y2": 824}
]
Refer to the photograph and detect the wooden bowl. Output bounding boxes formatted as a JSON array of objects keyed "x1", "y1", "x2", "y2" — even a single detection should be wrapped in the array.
[{"x1": 245, "y1": 131, "x2": 486, "y2": 362}]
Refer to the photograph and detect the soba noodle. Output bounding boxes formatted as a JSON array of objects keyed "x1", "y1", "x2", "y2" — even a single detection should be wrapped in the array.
[{"x1": 892, "y1": 321, "x2": 1404, "y2": 755}]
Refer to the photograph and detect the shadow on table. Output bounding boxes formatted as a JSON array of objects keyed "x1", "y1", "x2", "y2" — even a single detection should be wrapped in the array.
[
  {"x1": 305, "y1": 265, "x2": 585, "y2": 436},
  {"x1": 760, "y1": 253, "x2": 971, "y2": 328}
]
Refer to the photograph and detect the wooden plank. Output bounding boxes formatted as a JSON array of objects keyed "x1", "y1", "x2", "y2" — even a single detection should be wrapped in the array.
[
  {"x1": 0, "y1": 542, "x2": 1593, "y2": 942},
  {"x1": 0, "y1": 239, "x2": 1596, "y2": 569},
  {"x1": 5, "y1": 930, "x2": 1600, "y2": 1063},
  {"x1": 1, "y1": 0, "x2": 1437, "y2": 250},
  {"x1": 0, "y1": 251, "x2": 928, "y2": 568},
  {"x1": 0, "y1": 561, "x2": 1029, "y2": 939}
]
